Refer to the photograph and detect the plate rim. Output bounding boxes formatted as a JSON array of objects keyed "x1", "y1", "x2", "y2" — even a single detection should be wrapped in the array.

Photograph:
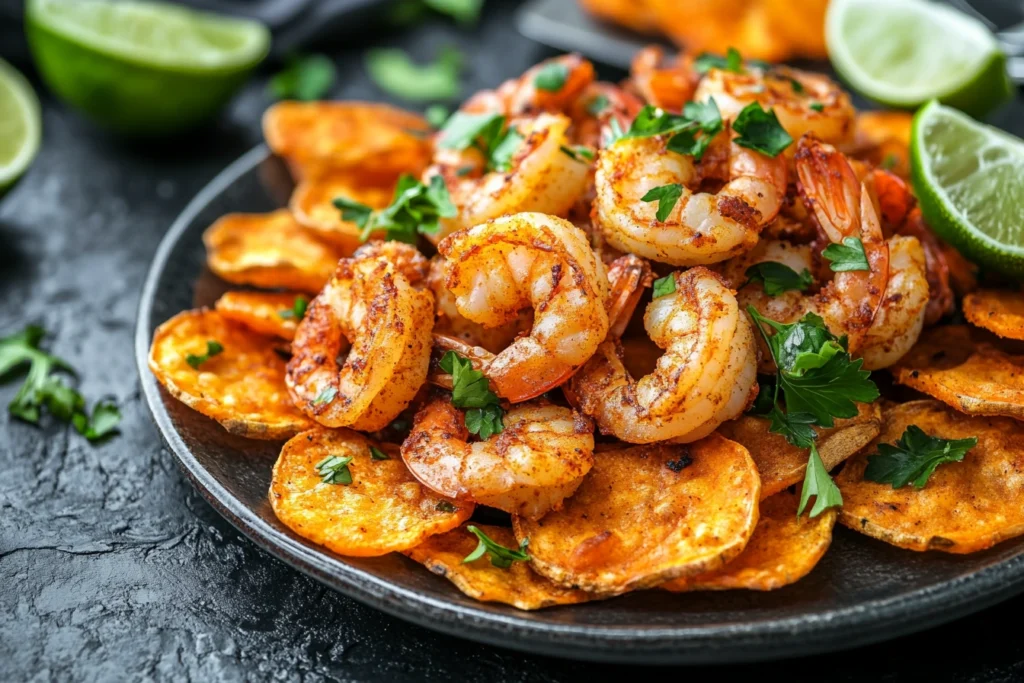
[{"x1": 135, "y1": 144, "x2": 1024, "y2": 665}]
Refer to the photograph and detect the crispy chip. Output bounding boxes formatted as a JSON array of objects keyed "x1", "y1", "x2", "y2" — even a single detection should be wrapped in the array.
[
  {"x1": 148, "y1": 309, "x2": 313, "y2": 439},
  {"x1": 719, "y1": 402, "x2": 883, "y2": 499},
  {"x1": 290, "y1": 172, "x2": 395, "y2": 252},
  {"x1": 404, "y1": 524, "x2": 594, "y2": 610},
  {"x1": 203, "y1": 210, "x2": 342, "y2": 293},
  {"x1": 892, "y1": 325, "x2": 1024, "y2": 420},
  {"x1": 263, "y1": 101, "x2": 432, "y2": 180},
  {"x1": 271, "y1": 428, "x2": 472, "y2": 556},
  {"x1": 662, "y1": 490, "x2": 835, "y2": 592},
  {"x1": 836, "y1": 400, "x2": 1024, "y2": 553},
  {"x1": 964, "y1": 289, "x2": 1024, "y2": 341},
  {"x1": 512, "y1": 434, "x2": 760, "y2": 595},
  {"x1": 214, "y1": 291, "x2": 303, "y2": 341}
]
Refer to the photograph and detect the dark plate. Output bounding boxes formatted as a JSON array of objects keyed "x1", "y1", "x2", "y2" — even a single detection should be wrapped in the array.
[{"x1": 135, "y1": 144, "x2": 1024, "y2": 665}]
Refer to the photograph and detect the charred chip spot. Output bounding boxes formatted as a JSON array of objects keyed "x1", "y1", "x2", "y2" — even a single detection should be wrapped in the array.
[{"x1": 666, "y1": 455, "x2": 693, "y2": 473}]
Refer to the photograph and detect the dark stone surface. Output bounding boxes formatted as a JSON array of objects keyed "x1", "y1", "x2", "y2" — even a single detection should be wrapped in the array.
[{"x1": 2, "y1": 1, "x2": 1023, "y2": 680}]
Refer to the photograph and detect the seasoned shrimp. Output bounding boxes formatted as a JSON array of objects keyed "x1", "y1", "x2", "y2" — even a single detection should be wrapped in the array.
[
  {"x1": 605, "y1": 253, "x2": 653, "y2": 337},
  {"x1": 593, "y1": 131, "x2": 787, "y2": 265},
  {"x1": 571, "y1": 267, "x2": 758, "y2": 444},
  {"x1": 695, "y1": 65, "x2": 855, "y2": 149},
  {"x1": 426, "y1": 113, "x2": 591, "y2": 243},
  {"x1": 629, "y1": 46, "x2": 699, "y2": 113},
  {"x1": 569, "y1": 82, "x2": 645, "y2": 148},
  {"x1": 435, "y1": 213, "x2": 609, "y2": 403},
  {"x1": 402, "y1": 394, "x2": 595, "y2": 519},
  {"x1": 287, "y1": 242, "x2": 434, "y2": 431}
]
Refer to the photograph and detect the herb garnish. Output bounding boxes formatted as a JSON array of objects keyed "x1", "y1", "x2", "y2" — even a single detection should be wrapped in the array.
[
  {"x1": 437, "y1": 111, "x2": 523, "y2": 172},
  {"x1": 463, "y1": 525, "x2": 530, "y2": 569},
  {"x1": 279, "y1": 296, "x2": 309, "y2": 321},
  {"x1": 809, "y1": 101, "x2": 824, "y2": 112},
  {"x1": 426, "y1": 104, "x2": 450, "y2": 128},
  {"x1": 586, "y1": 94, "x2": 609, "y2": 115},
  {"x1": 186, "y1": 340, "x2": 224, "y2": 369},
  {"x1": 641, "y1": 183, "x2": 683, "y2": 222},
  {"x1": 436, "y1": 500, "x2": 458, "y2": 513},
  {"x1": 315, "y1": 455, "x2": 353, "y2": 485},
  {"x1": 612, "y1": 99, "x2": 723, "y2": 161},
  {"x1": 694, "y1": 47, "x2": 744, "y2": 74},
  {"x1": 534, "y1": 62, "x2": 569, "y2": 92},
  {"x1": 369, "y1": 446, "x2": 391, "y2": 461},
  {"x1": 652, "y1": 274, "x2": 676, "y2": 299},
  {"x1": 334, "y1": 174, "x2": 457, "y2": 243},
  {"x1": 560, "y1": 145, "x2": 595, "y2": 163},
  {"x1": 743, "y1": 262, "x2": 813, "y2": 296},
  {"x1": 733, "y1": 102, "x2": 793, "y2": 157},
  {"x1": 864, "y1": 426, "x2": 977, "y2": 489},
  {"x1": 313, "y1": 386, "x2": 338, "y2": 406},
  {"x1": 823, "y1": 237, "x2": 870, "y2": 272},
  {"x1": 365, "y1": 46, "x2": 463, "y2": 102},
  {"x1": 439, "y1": 351, "x2": 504, "y2": 439},
  {"x1": 268, "y1": 54, "x2": 336, "y2": 101}
]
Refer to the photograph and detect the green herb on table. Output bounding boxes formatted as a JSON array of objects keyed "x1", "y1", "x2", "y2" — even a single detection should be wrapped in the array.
[
  {"x1": 365, "y1": 46, "x2": 463, "y2": 102},
  {"x1": 268, "y1": 54, "x2": 336, "y2": 101}
]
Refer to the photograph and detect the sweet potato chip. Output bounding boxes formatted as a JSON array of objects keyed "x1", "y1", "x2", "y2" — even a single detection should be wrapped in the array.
[
  {"x1": 290, "y1": 172, "x2": 395, "y2": 252},
  {"x1": 263, "y1": 101, "x2": 432, "y2": 180},
  {"x1": 964, "y1": 289, "x2": 1024, "y2": 341},
  {"x1": 404, "y1": 524, "x2": 594, "y2": 610},
  {"x1": 512, "y1": 434, "x2": 760, "y2": 595},
  {"x1": 271, "y1": 428, "x2": 472, "y2": 556},
  {"x1": 203, "y1": 209, "x2": 343, "y2": 293},
  {"x1": 662, "y1": 490, "x2": 835, "y2": 592},
  {"x1": 719, "y1": 402, "x2": 883, "y2": 499},
  {"x1": 836, "y1": 400, "x2": 1024, "y2": 553},
  {"x1": 148, "y1": 309, "x2": 313, "y2": 439},
  {"x1": 214, "y1": 291, "x2": 303, "y2": 341},
  {"x1": 892, "y1": 325, "x2": 1024, "y2": 420}
]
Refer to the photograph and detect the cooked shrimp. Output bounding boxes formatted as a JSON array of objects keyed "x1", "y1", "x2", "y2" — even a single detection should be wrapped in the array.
[
  {"x1": 287, "y1": 242, "x2": 434, "y2": 431},
  {"x1": 569, "y1": 82, "x2": 645, "y2": 148},
  {"x1": 605, "y1": 254, "x2": 653, "y2": 337},
  {"x1": 571, "y1": 267, "x2": 758, "y2": 444},
  {"x1": 695, "y1": 65, "x2": 855, "y2": 149},
  {"x1": 401, "y1": 394, "x2": 594, "y2": 519},
  {"x1": 593, "y1": 131, "x2": 787, "y2": 266},
  {"x1": 425, "y1": 113, "x2": 591, "y2": 243},
  {"x1": 858, "y1": 234, "x2": 928, "y2": 369},
  {"x1": 497, "y1": 54, "x2": 596, "y2": 117},
  {"x1": 436, "y1": 213, "x2": 609, "y2": 403},
  {"x1": 629, "y1": 46, "x2": 699, "y2": 112}
]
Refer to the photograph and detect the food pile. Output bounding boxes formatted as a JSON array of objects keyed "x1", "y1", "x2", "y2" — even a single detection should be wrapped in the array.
[{"x1": 148, "y1": 50, "x2": 1024, "y2": 610}]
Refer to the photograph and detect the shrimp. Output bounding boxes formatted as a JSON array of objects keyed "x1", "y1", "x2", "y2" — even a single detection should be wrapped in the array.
[
  {"x1": 629, "y1": 46, "x2": 699, "y2": 113},
  {"x1": 435, "y1": 213, "x2": 610, "y2": 403},
  {"x1": 695, "y1": 65, "x2": 855, "y2": 149},
  {"x1": 401, "y1": 394, "x2": 595, "y2": 519},
  {"x1": 495, "y1": 54, "x2": 596, "y2": 117},
  {"x1": 605, "y1": 254, "x2": 653, "y2": 337},
  {"x1": 286, "y1": 242, "x2": 434, "y2": 431},
  {"x1": 571, "y1": 267, "x2": 758, "y2": 444},
  {"x1": 569, "y1": 82, "x2": 645, "y2": 148},
  {"x1": 592, "y1": 131, "x2": 788, "y2": 266}
]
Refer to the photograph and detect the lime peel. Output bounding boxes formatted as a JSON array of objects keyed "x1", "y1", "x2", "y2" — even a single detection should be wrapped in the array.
[{"x1": 0, "y1": 58, "x2": 42, "y2": 193}]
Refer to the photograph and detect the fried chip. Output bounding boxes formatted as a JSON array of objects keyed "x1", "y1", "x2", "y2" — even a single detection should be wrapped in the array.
[
  {"x1": 203, "y1": 210, "x2": 342, "y2": 293},
  {"x1": 214, "y1": 291, "x2": 303, "y2": 341},
  {"x1": 148, "y1": 309, "x2": 313, "y2": 439},
  {"x1": 512, "y1": 434, "x2": 760, "y2": 595},
  {"x1": 719, "y1": 402, "x2": 883, "y2": 499},
  {"x1": 836, "y1": 400, "x2": 1024, "y2": 553},
  {"x1": 263, "y1": 101, "x2": 432, "y2": 180},
  {"x1": 271, "y1": 428, "x2": 472, "y2": 556},
  {"x1": 662, "y1": 490, "x2": 835, "y2": 592},
  {"x1": 289, "y1": 172, "x2": 395, "y2": 252},
  {"x1": 892, "y1": 325, "x2": 1024, "y2": 420},
  {"x1": 404, "y1": 524, "x2": 594, "y2": 610},
  {"x1": 964, "y1": 289, "x2": 1024, "y2": 341}
]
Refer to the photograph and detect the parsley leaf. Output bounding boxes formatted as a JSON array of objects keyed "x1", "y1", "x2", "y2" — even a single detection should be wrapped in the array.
[
  {"x1": 313, "y1": 386, "x2": 337, "y2": 406},
  {"x1": 798, "y1": 444, "x2": 843, "y2": 516},
  {"x1": 186, "y1": 340, "x2": 223, "y2": 369},
  {"x1": 733, "y1": 102, "x2": 793, "y2": 157},
  {"x1": 315, "y1": 455, "x2": 353, "y2": 485},
  {"x1": 694, "y1": 47, "x2": 744, "y2": 74},
  {"x1": 641, "y1": 183, "x2": 683, "y2": 222},
  {"x1": 335, "y1": 174, "x2": 457, "y2": 243},
  {"x1": 268, "y1": 54, "x2": 336, "y2": 101},
  {"x1": 369, "y1": 446, "x2": 391, "y2": 461},
  {"x1": 652, "y1": 274, "x2": 676, "y2": 298},
  {"x1": 425, "y1": 104, "x2": 450, "y2": 128},
  {"x1": 279, "y1": 296, "x2": 309, "y2": 321},
  {"x1": 768, "y1": 407, "x2": 818, "y2": 449},
  {"x1": 809, "y1": 101, "x2": 824, "y2": 112},
  {"x1": 534, "y1": 62, "x2": 569, "y2": 92},
  {"x1": 881, "y1": 153, "x2": 899, "y2": 170},
  {"x1": 439, "y1": 351, "x2": 505, "y2": 437},
  {"x1": 73, "y1": 399, "x2": 122, "y2": 442},
  {"x1": 822, "y1": 237, "x2": 870, "y2": 272},
  {"x1": 487, "y1": 127, "x2": 524, "y2": 172},
  {"x1": 465, "y1": 405, "x2": 504, "y2": 439},
  {"x1": 586, "y1": 94, "x2": 609, "y2": 115},
  {"x1": 463, "y1": 525, "x2": 530, "y2": 569},
  {"x1": 622, "y1": 100, "x2": 723, "y2": 161},
  {"x1": 864, "y1": 426, "x2": 977, "y2": 489},
  {"x1": 365, "y1": 46, "x2": 463, "y2": 102},
  {"x1": 424, "y1": 0, "x2": 483, "y2": 25},
  {"x1": 743, "y1": 262, "x2": 813, "y2": 296},
  {"x1": 437, "y1": 111, "x2": 522, "y2": 172},
  {"x1": 560, "y1": 145, "x2": 594, "y2": 163}
]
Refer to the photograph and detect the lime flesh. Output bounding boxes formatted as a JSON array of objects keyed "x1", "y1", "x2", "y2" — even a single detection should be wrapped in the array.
[{"x1": 0, "y1": 58, "x2": 42, "y2": 195}]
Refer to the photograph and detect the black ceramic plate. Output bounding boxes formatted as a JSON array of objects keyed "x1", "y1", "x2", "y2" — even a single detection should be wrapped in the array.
[{"x1": 136, "y1": 145, "x2": 1024, "y2": 665}]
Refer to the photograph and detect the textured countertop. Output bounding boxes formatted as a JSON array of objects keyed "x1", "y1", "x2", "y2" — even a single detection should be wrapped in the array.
[{"x1": 2, "y1": 1, "x2": 1023, "y2": 680}]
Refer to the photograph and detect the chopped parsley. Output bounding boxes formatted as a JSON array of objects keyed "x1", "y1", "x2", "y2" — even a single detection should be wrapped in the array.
[
  {"x1": 694, "y1": 47, "x2": 744, "y2": 74},
  {"x1": 425, "y1": 104, "x2": 450, "y2": 128},
  {"x1": 743, "y1": 262, "x2": 813, "y2": 296},
  {"x1": 437, "y1": 111, "x2": 523, "y2": 172},
  {"x1": 315, "y1": 455, "x2": 353, "y2": 485},
  {"x1": 424, "y1": 0, "x2": 483, "y2": 24},
  {"x1": 586, "y1": 94, "x2": 610, "y2": 115},
  {"x1": 268, "y1": 54, "x2": 336, "y2": 101},
  {"x1": 823, "y1": 237, "x2": 870, "y2": 272},
  {"x1": 435, "y1": 500, "x2": 458, "y2": 513},
  {"x1": 313, "y1": 386, "x2": 338, "y2": 406},
  {"x1": 186, "y1": 340, "x2": 223, "y2": 369},
  {"x1": 799, "y1": 444, "x2": 843, "y2": 517},
  {"x1": 560, "y1": 145, "x2": 595, "y2": 163},
  {"x1": 278, "y1": 296, "x2": 309, "y2": 321},
  {"x1": 652, "y1": 274, "x2": 677, "y2": 299},
  {"x1": 864, "y1": 426, "x2": 977, "y2": 489},
  {"x1": 463, "y1": 525, "x2": 530, "y2": 569},
  {"x1": 809, "y1": 101, "x2": 824, "y2": 112},
  {"x1": 733, "y1": 102, "x2": 793, "y2": 157},
  {"x1": 439, "y1": 351, "x2": 505, "y2": 439},
  {"x1": 614, "y1": 99, "x2": 723, "y2": 161},
  {"x1": 369, "y1": 446, "x2": 391, "y2": 461},
  {"x1": 365, "y1": 46, "x2": 463, "y2": 102},
  {"x1": 334, "y1": 174, "x2": 456, "y2": 243},
  {"x1": 641, "y1": 183, "x2": 683, "y2": 222},
  {"x1": 534, "y1": 62, "x2": 569, "y2": 92}
]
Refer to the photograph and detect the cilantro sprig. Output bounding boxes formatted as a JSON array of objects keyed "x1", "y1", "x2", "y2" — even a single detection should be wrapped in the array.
[
  {"x1": 315, "y1": 455, "x2": 353, "y2": 485},
  {"x1": 186, "y1": 340, "x2": 224, "y2": 369},
  {"x1": 278, "y1": 296, "x2": 309, "y2": 321},
  {"x1": 743, "y1": 262, "x2": 813, "y2": 296},
  {"x1": 694, "y1": 47, "x2": 744, "y2": 74},
  {"x1": 334, "y1": 174, "x2": 456, "y2": 243},
  {"x1": 641, "y1": 184, "x2": 683, "y2": 222},
  {"x1": 365, "y1": 46, "x2": 463, "y2": 102},
  {"x1": 1, "y1": 325, "x2": 122, "y2": 442},
  {"x1": 864, "y1": 426, "x2": 977, "y2": 489},
  {"x1": 822, "y1": 237, "x2": 870, "y2": 272},
  {"x1": 463, "y1": 525, "x2": 530, "y2": 569},
  {"x1": 439, "y1": 351, "x2": 505, "y2": 439},
  {"x1": 612, "y1": 100, "x2": 723, "y2": 162},
  {"x1": 652, "y1": 274, "x2": 676, "y2": 299},
  {"x1": 733, "y1": 102, "x2": 793, "y2": 157},
  {"x1": 534, "y1": 62, "x2": 569, "y2": 92},
  {"x1": 268, "y1": 54, "x2": 336, "y2": 101},
  {"x1": 560, "y1": 145, "x2": 594, "y2": 163}
]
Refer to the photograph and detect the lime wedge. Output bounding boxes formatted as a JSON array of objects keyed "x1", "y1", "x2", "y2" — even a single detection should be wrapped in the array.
[
  {"x1": 0, "y1": 58, "x2": 41, "y2": 197},
  {"x1": 911, "y1": 100, "x2": 1024, "y2": 278},
  {"x1": 826, "y1": 0, "x2": 1013, "y2": 117},
  {"x1": 25, "y1": 0, "x2": 270, "y2": 136}
]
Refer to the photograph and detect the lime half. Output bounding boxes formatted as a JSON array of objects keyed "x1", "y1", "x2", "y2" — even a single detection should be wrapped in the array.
[
  {"x1": 911, "y1": 101, "x2": 1024, "y2": 278},
  {"x1": 826, "y1": 0, "x2": 1013, "y2": 117},
  {"x1": 26, "y1": 0, "x2": 270, "y2": 136},
  {"x1": 0, "y1": 59, "x2": 41, "y2": 196}
]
